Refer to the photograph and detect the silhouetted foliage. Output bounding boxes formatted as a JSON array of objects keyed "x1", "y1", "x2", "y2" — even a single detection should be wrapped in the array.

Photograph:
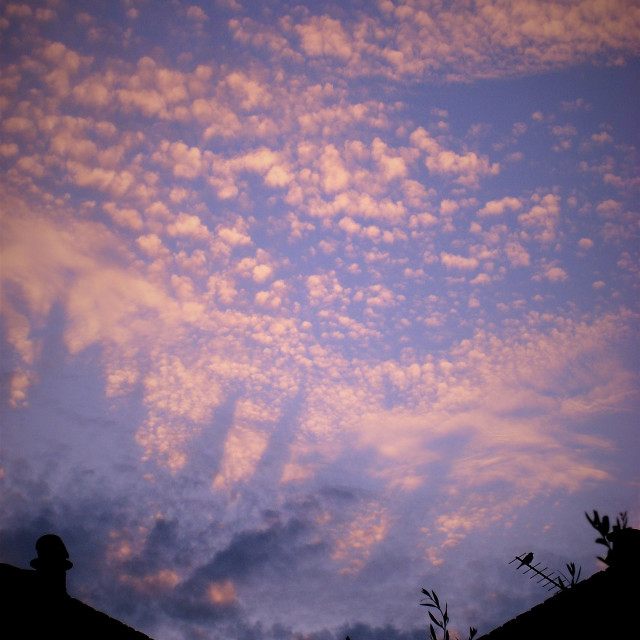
[
  {"x1": 363, "y1": 508, "x2": 634, "y2": 640},
  {"x1": 557, "y1": 561, "x2": 581, "y2": 590},
  {"x1": 511, "y1": 508, "x2": 631, "y2": 595},
  {"x1": 585, "y1": 510, "x2": 628, "y2": 565},
  {"x1": 420, "y1": 588, "x2": 477, "y2": 640}
]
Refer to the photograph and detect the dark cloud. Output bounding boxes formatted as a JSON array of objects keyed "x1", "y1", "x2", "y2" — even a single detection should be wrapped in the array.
[
  {"x1": 339, "y1": 624, "x2": 425, "y2": 640},
  {"x1": 146, "y1": 510, "x2": 325, "y2": 626},
  {"x1": 191, "y1": 516, "x2": 309, "y2": 582},
  {"x1": 121, "y1": 517, "x2": 182, "y2": 577},
  {"x1": 150, "y1": 619, "x2": 426, "y2": 640}
]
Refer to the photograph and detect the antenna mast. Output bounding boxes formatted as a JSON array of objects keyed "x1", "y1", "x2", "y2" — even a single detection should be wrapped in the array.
[{"x1": 509, "y1": 553, "x2": 568, "y2": 592}]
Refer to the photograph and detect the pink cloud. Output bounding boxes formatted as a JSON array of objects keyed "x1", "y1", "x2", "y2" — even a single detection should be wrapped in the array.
[
  {"x1": 295, "y1": 16, "x2": 353, "y2": 60},
  {"x1": 166, "y1": 213, "x2": 210, "y2": 240},
  {"x1": 478, "y1": 196, "x2": 522, "y2": 217},
  {"x1": 544, "y1": 265, "x2": 569, "y2": 282},
  {"x1": 518, "y1": 193, "x2": 561, "y2": 243},
  {"x1": 440, "y1": 252, "x2": 479, "y2": 271}
]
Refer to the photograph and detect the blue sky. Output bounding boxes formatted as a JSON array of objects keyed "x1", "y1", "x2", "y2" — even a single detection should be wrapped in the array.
[{"x1": 1, "y1": 1, "x2": 639, "y2": 639}]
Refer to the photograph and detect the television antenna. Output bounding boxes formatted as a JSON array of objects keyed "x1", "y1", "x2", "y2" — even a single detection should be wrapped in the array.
[{"x1": 509, "y1": 552, "x2": 569, "y2": 592}]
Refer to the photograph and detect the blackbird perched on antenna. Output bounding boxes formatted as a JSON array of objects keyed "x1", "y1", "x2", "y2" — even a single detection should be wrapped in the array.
[{"x1": 518, "y1": 552, "x2": 534, "y2": 568}]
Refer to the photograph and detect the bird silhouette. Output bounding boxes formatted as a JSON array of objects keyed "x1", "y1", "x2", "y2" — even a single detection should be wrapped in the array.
[{"x1": 518, "y1": 552, "x2": 534, "y2": 568}]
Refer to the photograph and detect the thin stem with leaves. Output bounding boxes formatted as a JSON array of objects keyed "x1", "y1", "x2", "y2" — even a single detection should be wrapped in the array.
[
  {"x1": 557, "y1": 561, "x2": 581, "y2": 589},
  {"x1": 420, "y1": 588, "x2": 477, "y2": 640},
  {"x1": 585, "y1": 510, "x2": 628, "y2": 565}
]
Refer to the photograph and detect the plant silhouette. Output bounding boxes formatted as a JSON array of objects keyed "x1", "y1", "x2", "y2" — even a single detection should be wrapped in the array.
[
  {"x1": 421, "y1": 507, "x2": 632, "y2": 640},
  {"x1": 585, "y1": 509, "x2": 628, "y2": 565},
  {"x1": 420, "y1": 588, "x2": 477, "y2": 640}
]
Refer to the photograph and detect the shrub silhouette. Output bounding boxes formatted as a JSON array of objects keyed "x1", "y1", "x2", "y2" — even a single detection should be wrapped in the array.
[{"x1": 585, "y1": 509, "x2": 628, "y2": 565}]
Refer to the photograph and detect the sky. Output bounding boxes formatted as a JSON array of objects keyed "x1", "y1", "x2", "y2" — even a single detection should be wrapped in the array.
[{"x1": 0, "y1": 1, "x2": 639, "y2": 639}]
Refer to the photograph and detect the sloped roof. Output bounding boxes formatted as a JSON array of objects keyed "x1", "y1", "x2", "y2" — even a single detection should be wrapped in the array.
[
  {"x1": 0, "y1": 562, "x2": 154, "y2": 639},
  {"x1": 478, "y1": 528, "x2": 639, "y2": 640}
]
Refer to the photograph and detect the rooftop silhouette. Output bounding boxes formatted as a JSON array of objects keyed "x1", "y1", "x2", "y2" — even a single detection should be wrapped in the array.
[
  {"x1": 477, "y1": 527, "x2": 640, "y2": 639},
  {"x1": 0, "y1": 534, "x2": 154, "y2": 639}
]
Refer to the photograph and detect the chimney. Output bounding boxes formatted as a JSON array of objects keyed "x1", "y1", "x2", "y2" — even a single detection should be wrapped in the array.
[
  {"x1": 29, "y1": 534, "x2": 73, "y2": 599},
  {"x1": 605, "y1": 528, "x2": 640, "y2": 570}
]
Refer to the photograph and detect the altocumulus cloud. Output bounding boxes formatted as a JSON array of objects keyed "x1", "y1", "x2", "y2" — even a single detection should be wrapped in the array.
[{"x1": 1, "y1": 2, "x2": 639, "y2": 640}]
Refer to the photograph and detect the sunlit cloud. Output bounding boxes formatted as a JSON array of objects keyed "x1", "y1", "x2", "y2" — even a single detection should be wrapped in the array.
[{"x1": 1, "y1": 2, "x2": 639, "y2": 640}]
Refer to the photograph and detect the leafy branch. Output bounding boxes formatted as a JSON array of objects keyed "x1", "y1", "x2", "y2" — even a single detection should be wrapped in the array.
[
  {"x1": 585, "y1": 510, "x2": 628, "y2": 565},
  {"x1": 420, "y1": 588, "x2": 477, "y2": 640},
  {"x1": 557, "y1": 561, "x2": 581, "y2": 590}
]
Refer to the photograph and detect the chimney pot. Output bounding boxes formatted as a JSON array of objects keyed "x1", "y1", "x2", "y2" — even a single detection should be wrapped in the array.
[{"x1": 30, "y1": 534, "x2": 72, "y2": 598}]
